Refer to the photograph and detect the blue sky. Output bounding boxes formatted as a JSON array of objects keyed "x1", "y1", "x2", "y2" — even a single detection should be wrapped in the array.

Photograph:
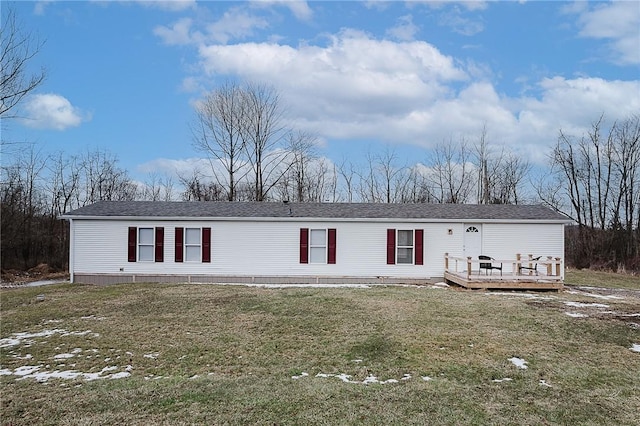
[{"x1": 5, "y1": 0, "x2": 640, "y2": 182}]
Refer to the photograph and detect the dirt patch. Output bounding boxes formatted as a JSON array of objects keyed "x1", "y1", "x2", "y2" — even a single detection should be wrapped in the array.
[{"x1": 1, "y1": 264, "x2": 69, "y2": 286}]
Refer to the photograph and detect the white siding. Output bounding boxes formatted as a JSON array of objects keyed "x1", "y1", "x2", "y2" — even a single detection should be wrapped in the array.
[
  {"x1": 71, "y1": 219, "x2": 465, "y2": 280},
  {"x1": 482, "y1": 223, "x2": 565, "y2": 276},
  {"x1": 71, "y1": 219, "x2": 564, "y2": 281}
]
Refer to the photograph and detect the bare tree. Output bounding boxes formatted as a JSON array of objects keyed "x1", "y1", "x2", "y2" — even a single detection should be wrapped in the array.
[
  {"x1": 539, "y1": 114, "x2": 640, "y2": 269},
  {"x1": 0, "y1": 7, "x2": 46, "y2": 119},
  {"x1": 284, "y1": 130, "x2": 319, "y2": 202},
  {"x1": 428, "y1": 138, "x2": 475, "y2": 204},
  {"x1": 192, "y1": 81, "x2": 248, "y2": 201},
  {"x1": 336, "y1": 158, "x2": 357, "y2": 202},
  {"x1": 241, "y1": 82, "x2": 290, "y2": 201}
]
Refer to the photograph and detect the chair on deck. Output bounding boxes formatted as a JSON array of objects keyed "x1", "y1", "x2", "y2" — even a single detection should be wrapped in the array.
[
  {"x1": 479, "y1": 255, "x2": 502, "y2": 275},
  {"x1": 518, "y1": 256, "x2": 541, "y2": 275}
]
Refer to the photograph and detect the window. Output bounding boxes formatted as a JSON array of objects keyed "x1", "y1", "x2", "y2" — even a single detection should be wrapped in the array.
[
  {"x1": 466, "y1": 226, "x2": 479, "y2": 233},
  {"x1": 175, "y1": 227, "x2": 211, "y2": 263},
  {"x1": 309, "y1": 229, "x2": 327, "y2": 263},
  {"x1": 396, "y1": 230, "x2": 414, "y2": 264},
  {"x1": 128, "y1": 226, "x2": 164, "y2": 262},
  {"x1": 185, "y1": 228, "x2": 201, "y2": 262},
  {"x1": 386, "y1": 228, "x2": 423, "y2": 265},
  {"x1": 300, "y1": 228, "x2": 336, "y2": 264},
  {"x1": 138, "y1": 228, "x2": 154, "y2": 261}
]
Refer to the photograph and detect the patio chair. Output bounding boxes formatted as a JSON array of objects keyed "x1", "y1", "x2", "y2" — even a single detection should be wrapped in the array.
[
  {"x1": 518, "y1": 256, "x2": 541, "y2": 275},
  {"x1": 479, "y1": 255, "x2": 502, "y2": 275}
]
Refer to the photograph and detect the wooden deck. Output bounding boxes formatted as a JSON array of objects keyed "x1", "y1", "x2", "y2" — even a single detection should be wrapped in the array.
[{"x1": 444, "y1": 254, "x2": 564, "y2": 291}]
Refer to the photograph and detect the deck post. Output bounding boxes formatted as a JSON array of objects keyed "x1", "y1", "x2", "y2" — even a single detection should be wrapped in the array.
[
  {"x1": 444, "y1": 253, "x2": 449, "y2": 272},
  {"x1": 555, "y1": 257, "x2": 561, "y2": 277},
  {"x1": 527, "y1": 254, "x2": 533, "y2": 275},
  {"x1": 516, "y1": 253, "x2": 521, "y2": 275},
  {"x1": 466, "y1": 257, "x2": 472, "y2": 279},
  {"x1": 546, "y1": 256, "x2": 553, "y2": 275}
]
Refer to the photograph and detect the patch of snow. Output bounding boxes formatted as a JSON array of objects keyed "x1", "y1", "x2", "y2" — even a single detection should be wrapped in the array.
[
  {"x1": 564, "y1": 302, "x2": 609, "y2": 309},
  {"x1": 53, "y1": 353, "x2": 75, "y2": 360},
  {"x1": 565, "y1": 312, "x2": 589, "y2": 318},
  {"x1": 421, "y1": 376, "x2": 432, "y2": 381},
  {"x1": 43, "y1": 320, "x2": 63, "y2": 324},
  {"x1": 315, "y1": 372, "x2": 411, "y2": 385},
  {"x1": 143, "y1": 353, "x2": 159, "y2": 359},
  {"x1": 13, "y1": 354, "x2": 33, "y2": 360},
  {"x1": 190, "y1": 374, "x2": 199, "y2": 379},
  {"x1": 492, "y1": 378, "x2": 513, "y2": 383},
  {"x1": 0, "y1": 329, "x2": 65, "y2": 348},
  {"x1": 485, "y1": 292, "x2": 555, "y2": 300},
  {"x1": 291, "y1": 372, "x2": 309, "y2": 379},
  {"x1": 3, "y1": 364, "x2": 131, "y2": 382},
  {"x1": 630, "y1": 344, "x2": 640, "y2": 353},
  {"x1": 508, "y1": 357, "x2": 528, "y2": 369},
  {"x1": 241, "y1": 283, "x2": 372, "y2": 289},
  {"x1": 566, "y1": 290, "x2": 623, "y2": 300},
  {"x1": 432, "y1": 282, "x2": 449, "y2": 288},
  {"x1": 80, "y1": 315, "x2": 106, "y2": 321},
  {"x1": 351, "y1": 359, "x2": 363, "y2": 363},
  {"x1": 539, "y1": 379, "x2": 553, "y2": 387}
]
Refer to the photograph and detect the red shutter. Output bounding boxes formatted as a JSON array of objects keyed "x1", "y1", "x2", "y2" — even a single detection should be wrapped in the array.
[
  {"x1": 155, "y1": 227, "x2": 164, "y2": 262},
  {"x1": 128, "y1": 227, "x2": 137, "y2": 262},
  {"x1": 202, "y1": 227, "x2": 211, "y2": 263},
  {"x1": 415, "y1": 229, "x2": 424, "y2": 265},
  {"x1": 175, "y1": 227, "x2": 183, "y2": 263},
  {"x1": 386, "y1": 229, "x2": 396, "y2": 265},
  {"x1": 328, "y1": 228, "x2": 337, "y2": 264},
  {"x1": 300, "y1": 228, "x2": 309, "y2": 264}
]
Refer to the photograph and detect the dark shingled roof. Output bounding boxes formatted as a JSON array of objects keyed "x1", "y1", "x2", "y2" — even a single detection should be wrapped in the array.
[{"x1": 62, "y1": 201, "x2": 570, "y2": 222}]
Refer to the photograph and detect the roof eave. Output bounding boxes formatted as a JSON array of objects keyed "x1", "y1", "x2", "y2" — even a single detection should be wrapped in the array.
[{"x1": 60, "y1": 215, "x2": 572, "y2": 224}]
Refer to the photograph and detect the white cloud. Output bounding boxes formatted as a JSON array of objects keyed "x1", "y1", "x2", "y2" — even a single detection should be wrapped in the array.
[
  {"x1": 34, "y1": 1, "x2": 53, "y2": 15},
  {"x1": 21, "y1": 94, "x2": 89, "y2": 130},
  {"x1": 573, "y1": 1, "x2": 640, "y2": 65},
  {"x1": 153, "y1": 17, "x2": 195, "y2": 45},
  {"x1": 206, "y1": 7, "x2": 269, "y2": 44},
  {"x1": 413, "y1": 1, "x2": 488, "y2": 12},
  {"x1": 188, "y1": 29, "x2": 637, "y2": 165},
  {"x1": 251, "y1": 0, "x2": 313, "y2": 21},
  {"x1": 127, "y1": 0, "x2": 196, "y2": 12},
  {"x1": 386, "y1": 15, "x2": 419, "y2": 41},
  {"x1": 154, "y1": 8, "x2": 269, "y2": 46},
  {"x1": 137, "y1": 157, "x2": 211, "y2": 179}
]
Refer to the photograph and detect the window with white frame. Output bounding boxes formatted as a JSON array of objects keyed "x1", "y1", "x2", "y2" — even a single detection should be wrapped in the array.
[
  {"x1": 396, "y1": 230, "x2": 414, "y2": 264},
  {"x1": 138, "y1": 228, "x2": 154, "y2": 261},
  {"x1": 309, "y1": 229, "x2": 327, "y2": 263},
  {"x1": 185, "y1": 228, "x2": 201, "y2": 262}
]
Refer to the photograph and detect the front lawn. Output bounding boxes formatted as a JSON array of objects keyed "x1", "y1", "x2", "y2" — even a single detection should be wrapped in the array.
[{"x1": 1, "y1": 281, "x2": 639, "y2": 425}]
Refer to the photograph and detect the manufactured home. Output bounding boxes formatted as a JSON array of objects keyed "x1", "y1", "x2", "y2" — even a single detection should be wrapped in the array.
[{"x1": 61, "y1": 201, "x2": 570, "y2": 288}]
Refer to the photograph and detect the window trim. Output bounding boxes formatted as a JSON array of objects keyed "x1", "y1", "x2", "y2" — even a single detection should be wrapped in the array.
[
  {"x1": 309, "y1": 228, "x2": 327, "y2": 264},
  {"x1": 396, "y1": 229, "x2": 415, "y2": 265},
  {"x1": 184, "y1": 227, "x2": 202, "y2": 263},
  {"x1": 137, "y1": 227, "x2": 155, "y2": 262}
]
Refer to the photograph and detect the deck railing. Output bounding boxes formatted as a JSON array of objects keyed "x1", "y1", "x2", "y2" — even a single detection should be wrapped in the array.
[{"x1": 444, "y1": 253, "x2": 563, "y2": 282}]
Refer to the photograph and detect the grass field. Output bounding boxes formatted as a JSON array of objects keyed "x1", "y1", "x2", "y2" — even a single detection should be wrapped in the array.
[{"x1": 1, "y1": 277, "x2": 639, "y2": 425}]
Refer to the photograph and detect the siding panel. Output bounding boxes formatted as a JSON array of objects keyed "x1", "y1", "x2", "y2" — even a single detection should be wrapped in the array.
[{"x1": 71, "y1": 219, "x2": 561, "y2": 281}]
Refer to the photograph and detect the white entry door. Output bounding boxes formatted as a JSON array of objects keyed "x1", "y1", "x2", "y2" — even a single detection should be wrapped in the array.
[{"x1": 464, "y1": 224, "x2": 482, "y2": 259}]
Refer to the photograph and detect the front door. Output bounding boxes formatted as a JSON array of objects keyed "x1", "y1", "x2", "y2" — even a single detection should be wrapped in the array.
[{"x1": 464, "y1": 224, "x2": 482, "y2": 259}]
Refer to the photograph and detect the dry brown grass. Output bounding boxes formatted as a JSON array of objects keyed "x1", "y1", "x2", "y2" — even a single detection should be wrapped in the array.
[{"x1": 1, "y1": 281, "x2": 639, "y2": 425}]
